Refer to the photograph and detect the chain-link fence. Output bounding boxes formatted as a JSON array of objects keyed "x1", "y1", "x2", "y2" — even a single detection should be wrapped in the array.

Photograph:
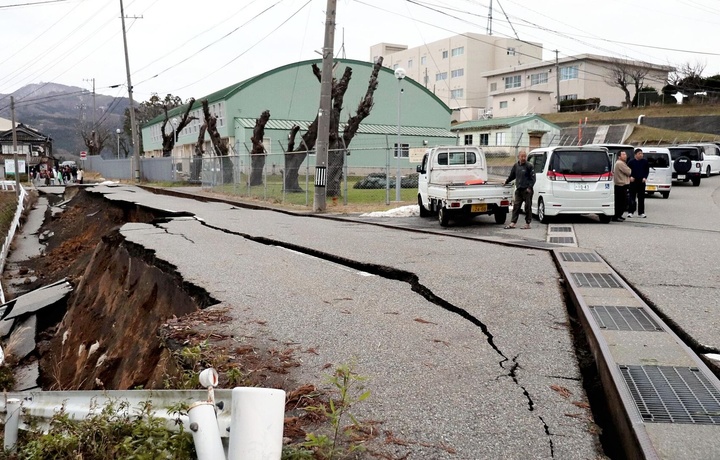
[{"x1": 195, "y1": 145, "x2": 518, "y2": 207}]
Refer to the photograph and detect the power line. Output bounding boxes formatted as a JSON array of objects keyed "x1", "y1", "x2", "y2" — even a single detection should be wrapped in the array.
[{"x1": 0, "y1": 0, "x2": 71, "y2": 9}]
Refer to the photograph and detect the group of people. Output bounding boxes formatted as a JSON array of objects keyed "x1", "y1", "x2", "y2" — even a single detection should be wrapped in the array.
[
  {"x1": 30, "y1": 164, "x2": 84, "y2": 187},
  {"x1": 501, "y1": 147, "x2": 650, "y2": 228},
  {"x1": 613, "y1": 148, "x2": 649, "y2": 221}
]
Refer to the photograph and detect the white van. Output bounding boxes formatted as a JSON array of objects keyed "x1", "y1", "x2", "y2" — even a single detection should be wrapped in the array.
[
  {"x1": 679, "y1": 143, "x2": 720, "y2": 177},
  {"x1": 638, "y1": 147, "x2": 672, "y2": 199},
  {"x1": 527, "y1": 146, "x2": 614, "y2": 223}
]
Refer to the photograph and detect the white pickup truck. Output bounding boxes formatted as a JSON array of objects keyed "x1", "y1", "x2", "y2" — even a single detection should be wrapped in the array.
[{"x1": 416, "y1": 146, "x2": 512, "y2": 227}]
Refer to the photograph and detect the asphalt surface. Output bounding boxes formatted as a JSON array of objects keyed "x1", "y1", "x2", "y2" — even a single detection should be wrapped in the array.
[{"x1": 89, "y1": 184, "x2": 599, "y2": 459}]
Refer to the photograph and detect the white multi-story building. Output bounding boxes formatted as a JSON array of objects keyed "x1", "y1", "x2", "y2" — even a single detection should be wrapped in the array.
[
  {"x1": 371, "y1": 33, "x2": 542, "y2": 122},
  {"x1": 481, "y1": 54, "x2": 674, "y2": 117}
]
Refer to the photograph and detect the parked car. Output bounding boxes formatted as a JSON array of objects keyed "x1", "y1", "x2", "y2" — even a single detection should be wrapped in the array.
[
  {"x1": 668, "y1": 146, "x2": 702, "y2": 186},
  {"x1": 526, "y1": 146, "x2": 614, "y2": 223},
  {"x1": 679, "y1": 143, "x2": 720, "y2": 177},
  {"x1": 639, "y1": 147, "x2": 672, "y2": 199},
  {"x1": 585, "y1": 143, "x2": 635, "y2": 167}
]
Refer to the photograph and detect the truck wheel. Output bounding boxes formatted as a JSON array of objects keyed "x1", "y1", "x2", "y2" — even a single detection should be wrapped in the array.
[
  {"x1": 538, "y1": 198, "x2": 550, "y2": 224},
  {"x1": 661, "y1": 191, "x2": 670, "y2": 199},
  {"x1": 439, "y1": 207, "x2": 450, "y2": 227},
  {"x1": 494, "y1": 209, "x2": 508, "y2": 225},
  {"x1": 692, "y1": 177, "x2": 701, "y2": 186},
  {"x1": 418, "y1": 195, "x2": 430, "y2": 217}
]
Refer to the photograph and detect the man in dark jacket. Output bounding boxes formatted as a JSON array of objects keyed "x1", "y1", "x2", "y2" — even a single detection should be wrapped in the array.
[
  {"x1": 627, "y1": 148, "x2": 650, "y2": 218},
  {"x1": 504, "y1": 151, "x2": 536, "y2": 229}
]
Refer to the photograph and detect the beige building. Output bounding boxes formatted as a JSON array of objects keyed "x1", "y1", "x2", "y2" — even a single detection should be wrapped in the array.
[
  {"x1": 371, "y1": 33, "x2": 542, "y2": 123},
  {"x1": 481, "y1": 54, "x2": 674, "y2": 117}
]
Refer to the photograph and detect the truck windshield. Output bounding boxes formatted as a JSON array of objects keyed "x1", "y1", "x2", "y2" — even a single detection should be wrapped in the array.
[{"x1": 550, "y1": 151, "x2": 610, "y2": 175}]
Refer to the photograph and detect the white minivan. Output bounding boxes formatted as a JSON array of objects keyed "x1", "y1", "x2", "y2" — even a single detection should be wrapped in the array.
[
  {"x1": 527, "y1": 146, "x2": 614, "y2": 223},
  {"x1": 639, "y1": 147, "x2": 672, "y2": 199}
]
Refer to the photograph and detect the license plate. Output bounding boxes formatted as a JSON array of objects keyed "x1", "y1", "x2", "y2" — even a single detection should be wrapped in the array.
[
  {"x1": 677, "y1": 175, "x2": 685, "y2": 179},
  {"x1": 574, "y1": 184, "x2": 590, "y2": 190},
  {"x1": 471, "y1": 203, "x2": 487, "y2": 213},
  {"x1": 646, "y1": 185, "x2": 657, "y2": 191}
]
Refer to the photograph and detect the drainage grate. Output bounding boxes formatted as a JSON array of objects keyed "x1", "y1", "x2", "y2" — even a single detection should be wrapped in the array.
[
  {"x1": 550, "y1": 226, "x2": 573, "y2": 233},
  {"x1": 550, "y1": 236, "x2": 575, "y2": 244},
  {"x1": 572, "y1": 272, "x2": 621, "y2": 288},
  {"x1": 620, "y1": 365, "x2": 720, "y2": 425},
  {"x1": 590, "y1": 306, "x2": 663, "y2": 331},
  {"x1": 561, "y1": 252, "x2": 598, "y2": 263}
]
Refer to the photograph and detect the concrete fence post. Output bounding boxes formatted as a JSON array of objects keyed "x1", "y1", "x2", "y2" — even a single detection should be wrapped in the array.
[{"x1": 227, "y1": 387, "x2": 286, "y2": 460}]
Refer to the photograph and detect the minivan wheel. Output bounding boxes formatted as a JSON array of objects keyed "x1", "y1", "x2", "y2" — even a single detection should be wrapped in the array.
[
  {"x1": 661, "y1": 191, "x2": 670, "y2": 199},
  {"x1": 706, "y1": 166, "x2": 711, "y2": 177},
  {"x1": 599, "y1": 214, "x2": 611, "y2": 224},
  {"x1": 538, "y1": 198, "x2": 550, "y2": 224},
  {"x1": 418, "y1": 195, "x2": 430, "y2": 217}
]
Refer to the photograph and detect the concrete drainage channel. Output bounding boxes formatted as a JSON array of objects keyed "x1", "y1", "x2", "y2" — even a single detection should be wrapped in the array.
[{"x1": 554, "y1": 248, "x2": 720, "y2": 459}]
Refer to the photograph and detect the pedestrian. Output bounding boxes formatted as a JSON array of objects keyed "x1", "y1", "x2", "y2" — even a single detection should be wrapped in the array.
[
  {"x1": 612, "y1": 151, "x2": 631, "y2": 221},
  {"x1": 77, "y1": 168, "x2": 84, "y2": 185},
  {"x1": 627, "y1": 148, "x2": 649, "y2": 218},
  {"x1": 503, "y1": 150, "x2": 536, "y2": 229}
]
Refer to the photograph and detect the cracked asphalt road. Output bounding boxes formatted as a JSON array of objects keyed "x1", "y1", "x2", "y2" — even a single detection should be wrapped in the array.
[{"x1": 89, "y1": 183, "x2": 602, "y2": 459}]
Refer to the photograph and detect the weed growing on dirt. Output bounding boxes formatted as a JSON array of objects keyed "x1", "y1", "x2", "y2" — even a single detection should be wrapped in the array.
[
  {"x1": 0, "y1": 365, "x2": 15, "y2": 391},
  {"x1": 298, "y1": 362, "x2": 371, "y2": 460},
  {"x1": 0, "y1": 399, "x2": 194, "y2": 460}
]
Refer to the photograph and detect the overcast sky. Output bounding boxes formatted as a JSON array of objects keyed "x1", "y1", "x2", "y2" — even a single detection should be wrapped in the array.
[{"x1": 2, "y1": 0, "x2": 719, "y2": 105}]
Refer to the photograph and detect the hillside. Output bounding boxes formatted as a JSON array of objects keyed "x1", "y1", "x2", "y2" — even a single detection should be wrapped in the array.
[{"x1": 0, "y1": 83, "x2": 129, "y2": 159}]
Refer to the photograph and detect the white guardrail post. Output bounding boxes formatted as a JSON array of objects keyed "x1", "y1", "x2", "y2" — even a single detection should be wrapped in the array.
[
  {"x1": 228, "y1": 387, "x2": 286, "y2": 460},
  {"x1": 4, "y1": 398, "x2": 21, "y2": 450}
]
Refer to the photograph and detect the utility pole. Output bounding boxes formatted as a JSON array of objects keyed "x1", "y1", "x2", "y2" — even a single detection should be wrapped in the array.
[
  {"x1": 555, "y1": 50, "x2": 561, "y2": 113},
  {"x1": 487, "y1": 0, "x2": 493, "y2": 35},
  {"x1": 120, "y1": 0, "x2": 142, "y2": 182},
  {"x1": 313, "y1": 0, "x2": 337, "y2": 212},
  {"x1": 84, "y1": 77, "x2": 96, "y2": 154},
  {"x1": 10, "y1": 97, "x2": 20, "y2": 196}
]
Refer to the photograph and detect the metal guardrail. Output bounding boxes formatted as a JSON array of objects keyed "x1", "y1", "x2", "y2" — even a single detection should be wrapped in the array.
[
  {"x1": 0, "y1": 184, "x2": 27, "y2": 304},
  {"x1": 2, "y1": 378, "x2": 286, "y2": 460}
]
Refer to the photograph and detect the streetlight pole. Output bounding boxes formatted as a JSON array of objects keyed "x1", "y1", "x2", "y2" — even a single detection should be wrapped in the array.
[
  {"x1": 394, "y1": 67, "x2": 406, "y2": 202},
  {"x1": 116, "y1": 129, "x2": 121, "y2": 159}
]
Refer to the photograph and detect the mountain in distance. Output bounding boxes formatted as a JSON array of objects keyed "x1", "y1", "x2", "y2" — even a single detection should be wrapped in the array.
[{"x1": 0, "y1": 82, "x2": 130, "y2": 159}]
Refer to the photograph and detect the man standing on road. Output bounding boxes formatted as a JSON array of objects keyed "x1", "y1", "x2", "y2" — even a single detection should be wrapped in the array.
[
  {"x1": 504, "y1": 151, "x2": 536, "y2": 229},
  {"x1": 613, "y1": 151, "x2": 632, "y2": 221},
  {"x1": 627, "y1": 148, "x2": 649, "y2": 218}
]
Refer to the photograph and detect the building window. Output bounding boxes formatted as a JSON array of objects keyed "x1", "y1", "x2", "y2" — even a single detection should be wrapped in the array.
[
  {"x1": 451, "y1": 68, "x2": 464, "y2": 78},
  {"x1": 496, "y1": 132, "x2": 506, "y2": 145},
  {"x1": 464, "y1": 134, "x2": 473, "y2": 145},
  {"x1": 507, "y1": 47, "x2": 516, "y2": 56},
  {"x1": 560, "y1": 65, "x2": 579, "y2": 80},
  {"x1": 394, "y1": 143, "x2": 409, "y2": 158},
  {"x1": 530, "y1": 72, "x2": 548, "y2": 85},
  {"x1": 451, "y1": 46, "x2": 464, "y2": 57},
  {"x1": 436, "y1": 72, "x2": 448, "y2": 81},
  {"x1": 451, "y1": 88, "x2": 464, "y2": 98},
  {"x1": 479, "y1": 134, "x2": 489, "y2": 146},
  {"x1": 499, "y1": 101, "x2": 508, "y2": 108},
  {"x1": 442, "y1": 50, "x2": 448, "y2": 59},
  {"x1": 420, "y1": 56, "x2": 426, "y2": 65},
  {"x1": 505, "y1": 75, "x2": 521, "y2": 89},
  {"x1": 490, "y1": 82, "x2": 497, "y2": 92},
  {"x1": 407, "y1": 59, "x2": 413, "y2": 68}
]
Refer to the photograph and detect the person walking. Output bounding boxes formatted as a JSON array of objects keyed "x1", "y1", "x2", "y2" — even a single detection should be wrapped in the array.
[
  {"x1": 76, "y1": 168, "x2": 84, "y2": 185},
  {"x1": 503, "y1": 151, "x2": 536, "y2": 229},
  {"x1": 627, "y1": 148, "x2": 650, "y2": 218},
  {"x1": 612, "y1": 151, "x2": 632, "y2": 221}
]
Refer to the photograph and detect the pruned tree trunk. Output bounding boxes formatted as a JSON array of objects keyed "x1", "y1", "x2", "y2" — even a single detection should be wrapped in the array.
[
  {"x1": 250, "y1": 110, "x2": 270, "y2": 186},
  {"x1": 191, "y1": 124, "x2": 207, "y2": 182},
  {"x1": 161, "y1": 98, "x2": 196, "y2": 157},
  {"x1": 202, "y1": 99, "x2": 233, "y2": 184},
  {"x1": 284, "y1": 124, "x2": 314, "y2": 192}
]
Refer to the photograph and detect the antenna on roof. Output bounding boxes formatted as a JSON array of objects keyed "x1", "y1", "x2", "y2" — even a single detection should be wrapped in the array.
[{"x1": 336, "y1": 27, "x2": 346, "y2": 59}]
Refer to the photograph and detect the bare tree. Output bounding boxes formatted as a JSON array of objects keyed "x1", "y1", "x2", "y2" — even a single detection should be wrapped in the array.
[
  {"x1": 282, "y1": 57, "x2": 384, "y2": 195},
  {"x1": 668, "y1": 61, "x2": 707, "y2": 102},
  {"x1": 159, "y1": 98, "x2": 197, "y2": 157},
  {"x1": 201, "y1": 99, "x2": 233, "y2": 183},
  {"x1": 250, "y1": 110, "x2": 270, "y2": 186},
  {"x1": 79, "y1": 124, "x2": 112, "y2": 156},
  {"x1": 604, "y1": 59, "x2": 649, "y2": 108}
]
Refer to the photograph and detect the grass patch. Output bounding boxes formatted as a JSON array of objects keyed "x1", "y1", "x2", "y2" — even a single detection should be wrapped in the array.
[
  {"x1": 541, "y1": 103, "x2": 720, "y2": 125},
  {"x1": 626, "y1": 125, "x2": 719, "y2": 145},
  {"x1": 0, "y1": 192, "x2": 18, "y2": 240}
]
